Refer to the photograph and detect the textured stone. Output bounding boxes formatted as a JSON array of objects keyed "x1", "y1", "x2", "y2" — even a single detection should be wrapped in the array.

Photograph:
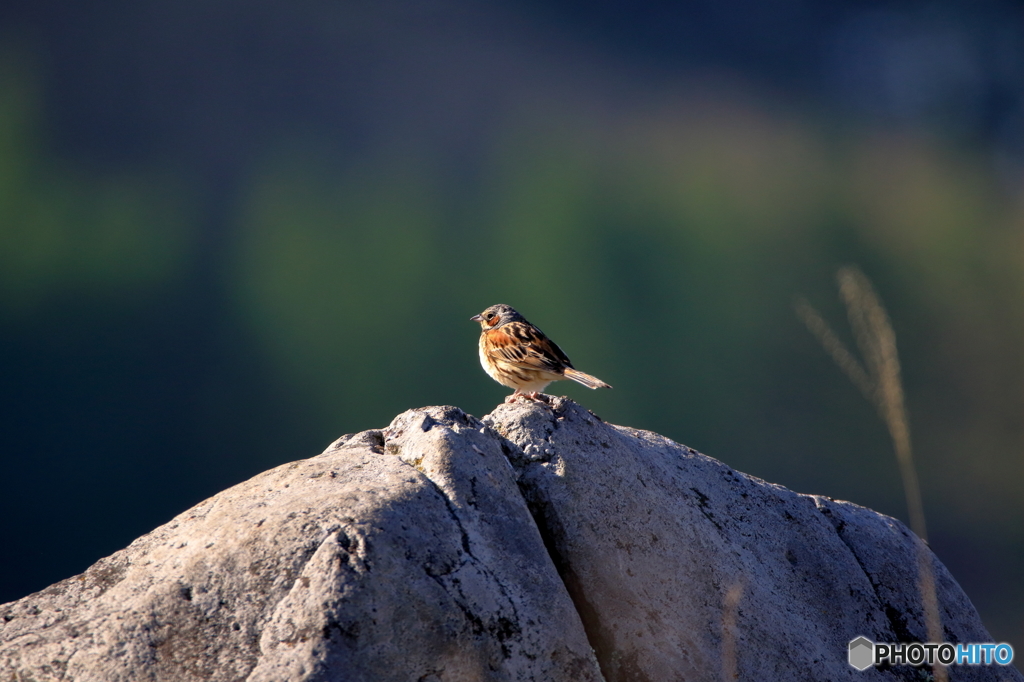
[
  {"x1": 488, "y1": 396, "x2": 1021, "y2": 682},
  {"x1": 0, "y1": 407, "x2": 601, "y2": 682},
  {"x1": 1, "y1": 399, "x2": 1016, "y2": 682}
]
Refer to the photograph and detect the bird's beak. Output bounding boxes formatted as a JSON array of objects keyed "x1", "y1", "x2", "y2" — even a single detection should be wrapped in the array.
[{"x1": 470, "y1": 314, "x2": 483, "y2": 322}]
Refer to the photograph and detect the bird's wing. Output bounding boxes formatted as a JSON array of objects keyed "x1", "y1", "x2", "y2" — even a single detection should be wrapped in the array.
[{"x1": 485, "y1": 323, "x2": 572, "y2": 374}]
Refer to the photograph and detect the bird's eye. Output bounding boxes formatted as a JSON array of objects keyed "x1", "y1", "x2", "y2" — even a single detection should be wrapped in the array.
[{"x1": 486, "y1": 313, "x2": 496, "y2": 321}]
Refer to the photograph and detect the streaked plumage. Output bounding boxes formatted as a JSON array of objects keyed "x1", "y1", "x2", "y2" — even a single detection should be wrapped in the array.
[{"x1": 470, "y1": 304, "x2": 611, "y2": 402}]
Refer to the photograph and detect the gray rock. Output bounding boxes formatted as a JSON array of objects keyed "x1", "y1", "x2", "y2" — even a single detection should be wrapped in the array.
[
  {"x1": 1, "y1": 398, "x2": 1016, "y2": 682},
  {"x1": 0, "y1": 408, "x2": 601, "y2": 682},
  {"x1": 488, "y1": 396, "x2": 1021, "y2": 682}
]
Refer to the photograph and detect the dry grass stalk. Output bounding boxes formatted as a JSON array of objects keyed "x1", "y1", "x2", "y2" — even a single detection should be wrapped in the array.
[
  {"x1": 797, "y1": 266, "x2": 945, "y2": 682},
  {"x1": 835, "y1": 267, "x2": 928, "y2": 542},
  {"x1": 721, "y1": 580, "x2": 744, "y2": 681}
]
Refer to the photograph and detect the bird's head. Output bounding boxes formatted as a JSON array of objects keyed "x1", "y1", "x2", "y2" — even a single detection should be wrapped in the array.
[{"x1": 471, "y1": 304, "x2": 524, "y2": 330}]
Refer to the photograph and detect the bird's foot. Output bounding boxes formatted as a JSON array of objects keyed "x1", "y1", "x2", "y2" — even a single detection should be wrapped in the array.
[{"x1": 505, "y1": 391, "x2": 549, "y2": 404}]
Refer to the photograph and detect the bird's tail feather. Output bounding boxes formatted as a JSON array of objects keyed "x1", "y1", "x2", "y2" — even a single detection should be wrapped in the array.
[{"x1": 563, "y1": 368, "x2": 612, "y2": 390}]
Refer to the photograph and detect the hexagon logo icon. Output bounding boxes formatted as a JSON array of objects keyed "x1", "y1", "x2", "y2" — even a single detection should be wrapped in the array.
[{"x1": 848, "y1": 636, "x2": 874, "y2": 671}]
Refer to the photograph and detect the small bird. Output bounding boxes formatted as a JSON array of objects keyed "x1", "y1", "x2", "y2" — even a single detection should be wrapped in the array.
[{"x1": 471, "y1": 304, "x2": 611, "y2": 402}]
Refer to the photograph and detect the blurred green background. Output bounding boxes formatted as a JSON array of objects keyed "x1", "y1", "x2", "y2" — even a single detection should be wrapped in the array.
[{"x1": 1, "y1": 0, "x2": 1022, "y2": 655}]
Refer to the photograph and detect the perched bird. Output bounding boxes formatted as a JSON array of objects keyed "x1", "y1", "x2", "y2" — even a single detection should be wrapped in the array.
[{"x1": 471, "y1": 304, "x2": 611, "y2": 402}]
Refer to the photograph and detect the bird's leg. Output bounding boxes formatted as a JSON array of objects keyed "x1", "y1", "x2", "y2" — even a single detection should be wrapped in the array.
[
  {"x1": 505, "y1": 390, "x2": 544, "y2": 404},
  {"x1": 505, "y1": 391, "x2": 549, "y2": 404}
]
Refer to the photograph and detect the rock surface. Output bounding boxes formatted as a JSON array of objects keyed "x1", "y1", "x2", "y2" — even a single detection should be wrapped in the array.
[
  {"x1": 1, "y1": 398, "x2": 1018, "y2": 682},
  {"x1": 490, "y1": 398, "x2": 1018, "y2": 682},
  {"x1": 0, "y1": 409, "x2": 601, "y2": 682}
]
